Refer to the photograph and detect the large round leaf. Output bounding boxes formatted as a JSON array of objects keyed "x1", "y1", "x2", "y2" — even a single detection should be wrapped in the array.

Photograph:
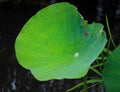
[
  {"x1": 103, "y1": 45, "x2": 120, "y2": 92},
  {"x1": 15, "y1": 2, "x2": 107, "y2": 81}
]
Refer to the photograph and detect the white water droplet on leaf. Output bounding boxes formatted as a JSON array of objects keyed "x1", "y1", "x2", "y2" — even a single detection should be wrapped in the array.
[{"x1": 74, "y1": 52, "x2": 79, "y2": 58}]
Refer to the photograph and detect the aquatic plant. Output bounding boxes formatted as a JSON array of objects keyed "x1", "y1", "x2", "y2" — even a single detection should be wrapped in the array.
[{"x1": 15, "y1": 2, "x2": 120, "y2": 92}]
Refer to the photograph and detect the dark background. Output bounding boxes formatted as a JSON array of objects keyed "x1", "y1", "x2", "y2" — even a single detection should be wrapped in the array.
[{"x1": 0, "y1": 0, "x2": 120, "y2": 92}]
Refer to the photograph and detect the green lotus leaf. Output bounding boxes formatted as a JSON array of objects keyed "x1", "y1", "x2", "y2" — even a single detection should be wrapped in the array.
[
  {"x1": 15, "y1": 2, "x2": 107, "y2": 81},
  {"x1": 103, "y1": 45, "x2": 120, "y2": 92}
]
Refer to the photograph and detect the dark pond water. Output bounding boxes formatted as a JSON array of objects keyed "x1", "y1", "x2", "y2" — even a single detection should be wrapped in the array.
[{"x1": 0, "y1": 0, "x2": 120, "y2": 92}]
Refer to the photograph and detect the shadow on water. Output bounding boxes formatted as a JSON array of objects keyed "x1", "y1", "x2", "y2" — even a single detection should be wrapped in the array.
[{"x1": 0, "y1": 0, "x2": 120, "y2": 92}]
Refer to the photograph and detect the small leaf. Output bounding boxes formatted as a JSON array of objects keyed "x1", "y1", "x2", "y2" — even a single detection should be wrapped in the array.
[
  {"x1": 103, "y1": 45, "x2": 120, "y2": 92},
  {"x1": 15, "y1": 2, "x2": 107, "y2": 81}
]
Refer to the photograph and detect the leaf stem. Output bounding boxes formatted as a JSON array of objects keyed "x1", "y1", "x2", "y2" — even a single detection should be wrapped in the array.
[
  {"x1": 83, "y1": 76, "x2": 88, "y2": 92},
  {"x1": 105, "y1": 15, "x2": 116, "y2": 48},
  {"x1": 67, "y1": 79, "x2": 103, "y2": 92}
]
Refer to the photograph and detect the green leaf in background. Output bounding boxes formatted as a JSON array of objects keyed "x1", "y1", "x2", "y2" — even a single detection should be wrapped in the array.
[
  {"x1": 15, "y1": 2, "x2": 107, "y2": 81},
  {"x1": 103, "y1": 45, "x2": 120, "y2": 92}
]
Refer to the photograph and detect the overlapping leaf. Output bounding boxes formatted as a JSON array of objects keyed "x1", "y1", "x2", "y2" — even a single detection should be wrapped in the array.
[{"x1": 103, "y1": 45, "x2": 120, "y2": 92}]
